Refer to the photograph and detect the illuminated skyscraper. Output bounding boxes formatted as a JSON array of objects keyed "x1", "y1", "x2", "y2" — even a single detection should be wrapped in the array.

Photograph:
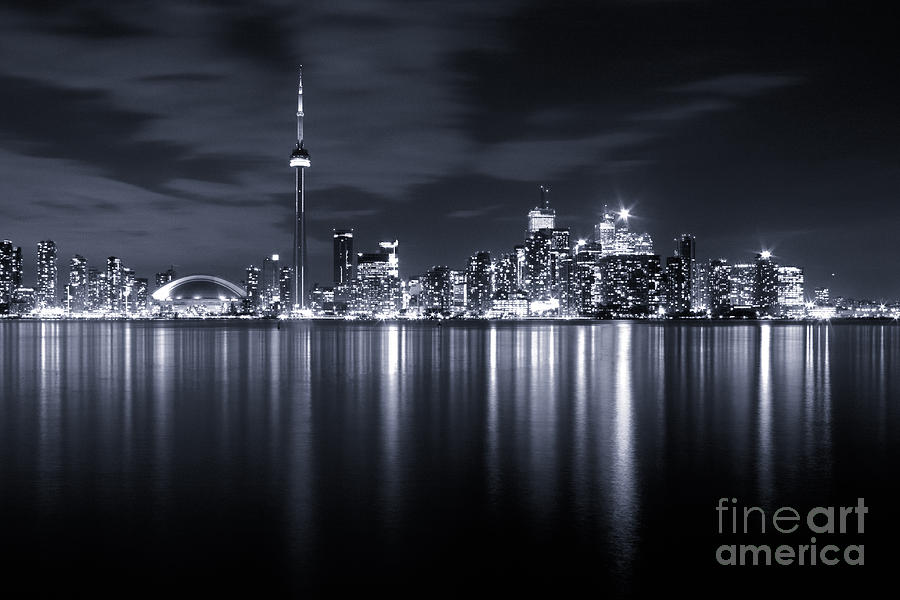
[
  {"x1": 593, "y1": 205, "x2": 617, "y2": 256},
  {"x1": 601, "y1": 254, "x2": 662, "y2": 315},
  {"x1": 0, "y1": 240, "x2": 23, "y2": 304},
  {"x1": 729, "y1": 264, "x2": 755, "y2": 307},
  {"x1": 708, "y1": 259, "x2": 731, "y2": 316},
  {"x1": 664, "y1": 256, "x2": 691, "y2": 314},
  {"x1": 280, "y1": 266, "x2": 294, "y2": 309},
  {"x1": 754, "y1": 251, "x2": 778, "y2": 314},
  {"x1": 524, "y1": 229, "x2": 552, "y2": 300},
  {"x1": 776, "y1": 266, "x2": 805, "y2": 317},
  {"x1": 333, "y1": 229, "x2": 354, "y2": 285},
  {"x1": 465, "y1": 251, "x2": 492, "y2": 315},
  {"x1": 155, "y1": 266, "x2": 176, "y2": 291},
  {"x1": 36, "y1": 240, "x2": 58, "y2": 309},
  {"x1": 289, "y1": 66, "x2": 311, "y2": 310},
  {"x1": 106, "y1": 256, "x2": 123, "y2": 312},
  {"x1": 245, "y1": 266, "x2": 261, "y2": 312},
  {"x1": 527, "y1": 185, "x2": 556, "y2": 234},
  {"x1": 68, "y1": 255, "x2": 88, "y2": 312},
  {"x1": 421, "y1": 265, "x2": 452, "y2": 313},
  {"x1": 378, "y1": 240, "x2": 399, "y2": 278}
]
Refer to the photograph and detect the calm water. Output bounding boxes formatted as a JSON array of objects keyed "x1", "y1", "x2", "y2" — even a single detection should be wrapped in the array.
[{"x1": 1, "y1": 320, "x2": 898, "y2": 596}]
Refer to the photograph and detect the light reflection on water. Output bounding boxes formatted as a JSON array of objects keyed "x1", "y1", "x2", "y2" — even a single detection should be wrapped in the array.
[{"x1": 1, "y1": 320, "x2": 899, "y2": 595}]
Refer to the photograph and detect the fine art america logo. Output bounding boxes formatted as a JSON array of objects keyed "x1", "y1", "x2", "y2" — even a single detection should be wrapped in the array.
[{"x1": 715, "y1": 498, "x2": 867, "y2": 566}]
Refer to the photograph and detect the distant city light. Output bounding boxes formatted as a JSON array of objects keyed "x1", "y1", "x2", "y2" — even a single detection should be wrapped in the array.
[
  {"x1": 760, "y1": 250, "x2": 772, "y2": 259},
  {"x1": 619, "y1": 209, "x2": 630, "y2": 220}
]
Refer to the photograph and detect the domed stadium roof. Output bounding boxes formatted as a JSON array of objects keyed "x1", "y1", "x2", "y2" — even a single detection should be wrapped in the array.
[{"x1": 151, "y1": 275, "x2": 246, "y2": 302}]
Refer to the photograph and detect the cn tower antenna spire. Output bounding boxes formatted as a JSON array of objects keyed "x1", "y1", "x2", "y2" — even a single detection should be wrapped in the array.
[{"x1": 297, "y1": 65, "x2": 304, "y2": 148}]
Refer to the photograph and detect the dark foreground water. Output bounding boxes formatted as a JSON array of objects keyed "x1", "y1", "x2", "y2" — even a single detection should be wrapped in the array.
[{"x1": 1, "y1": 320, "x2": 898, "y2": 597}]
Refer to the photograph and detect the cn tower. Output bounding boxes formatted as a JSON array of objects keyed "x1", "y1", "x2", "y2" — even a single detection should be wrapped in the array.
[{"x1": 289, "y1": 66, "x2": 311, "y2": 310}]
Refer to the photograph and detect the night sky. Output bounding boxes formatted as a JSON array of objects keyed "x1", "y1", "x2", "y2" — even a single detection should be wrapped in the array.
[{"x1": 1, "y1": 1, "x2": 898, "y2": 298}]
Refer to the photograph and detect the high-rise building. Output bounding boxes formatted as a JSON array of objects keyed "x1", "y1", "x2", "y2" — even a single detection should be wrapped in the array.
[
  {"x1": 155, "y1": 267, "x2": 176, "y2": 291},
  {"x1": 729, "y1": 263, "x2": 756, "y2": 308},
  {"x1": 465, "y1": 251, "x2": 492, "y2": 315},
  {"x1": 601, "y1": 254, "x2": 662, "y2": 314},
  {"x1": 450, "y1": 270, "x2": 467, "y2": 315},
  {"x1": 573, "y1": 242, "x2": 603, "y2": 315},
  {"x1": 814, "y1": 287, "x2": 831, "y2": 306},
  {"x1": 262, "y1": 254, "x2": 281, "y2": 311},
  {"x1": 691, "y1": 261, "x2": 710, "y2": 312},
  {"x1": 134, "y1": 278, "x2": 149, "y2": 314},
  {"x1": 378, "y1": 240, "x2": 400, "y2": 278},
  {"x1": 36, "y1": 240, "x2": 58, "y2": 309},
  {"x1": 421, "y1": 265, "x2": 452, "y2": 313},
  {"x1": 494, "y1": 253, "x2": 519, "y2": 298},
  {"x1": 106, "y1": 256, "x2": 123, "y2": 312},
  {"x1": 524, "y1": 229, "x2": 552, "y2": 300},
  {"x1": 0, "y1": 240, "x2": 23, "y2": 305},
  {"x1": 352, "y1": 250, "x2": 401, "y2": 315},
  {"x1": 527, "y1": 185, "x2": 556, "y2": 234},
  {"x1": 290, "y1": 67, "x2": 312, "y2": 310},
  {"x1": 754, "y1": 252, "x2": 778, "y2": 314},
  {"x1": 664, "y1": 255, "x2": 691, "y2": 314},
  {"x1": 68, "y1": 255, "x2": 88, "y2": 313},
  {"x1": 777, "y1": 266, "x2": 805, "y2": 317},
  {"x1": 245, "y1": 266, "x2": 261, "y2": 312},
  {"x1": 85, "y1": 267, "x2": 101, "y2": 311},
  {"x1": 123, "y1": 268, "x2": 136, "y2": 313},
  {"x1": 593, "y1": 206, "x2": 617, "y2": 255},
  {"x1": 280, "y1": 266, "x2": 294, "y2": 309},
  {"x1": 708, "y1": 259, "x2": 731, "y2": 316},
  {"x1": 333, "y1": 229, "x2": 354, "y2": 285}
]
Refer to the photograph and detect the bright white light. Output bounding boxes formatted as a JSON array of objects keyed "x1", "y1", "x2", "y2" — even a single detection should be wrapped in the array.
[
  {"x1": 619, "y1": 209, "x2": 630, "y2": 220},
  {"x1": 760, "y1": 250, "x2": 772, "y2": 259},
  {"x1": 272, "y1": 254, "x2": 279, "y2": 261}
]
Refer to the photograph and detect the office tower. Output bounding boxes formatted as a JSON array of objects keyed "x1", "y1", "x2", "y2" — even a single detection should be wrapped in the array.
[
  {"x1": 333, "y1": 229, "x2": 354, "y2": 285},
  {"x1": 0, "y1": 239, "x2": 22, "y2": 304},
  {"x1": 123, "y1": 268, "x2": 136, "y2": 314},
  {"x1": 450, "y1": 270, "x2": 467, "y2": 315},
  {"x1": 524, "y1": 229, "x2": 552, "y2": 300},
  {"x1": 664, "y1": 256, "x2": 691, "y2": 314},
  {"x1": 134, "y1": 278, "x2": 149, "y2": 313},
  {"x1": 527, "y1": 185, "x2": 556, "y2": 234},
  {"x1": 729, "y1": 263, "x2": 756, "y2": 308},
  {"x1": 601, "y1": 254, "x2": 662, "y2": 314},
  {"x1": 245, "y1": 266, "x2": 261, "y2": 312},
  {"x1": 353, "y1": 250, "x2": 401, "y2": 315},
  {"x1": 754, "y1": 252, "x2": 778, "y2": 314},
  {"x1": 465, "y1": 251, "x2": 492, "y2": 315},
  {"x1": 691, "y1": 261, "x2": 710, "y2": 312},
  {"x1": 677, "y1": 234, "x2": 696, "y2": 262},
  {"x1": 262, "y1": 254, "x2": 281, "y2": 310},
  {"x1": 36, "y1": 240, "x2": 58, "y2": 309},
  {"x1": 421, "y1": 266, "x2": 452, "y2": 313},
  {"x1": 378, "y1": 240, "x2": 399, "y2": 278},
  {"x1": 289, "y1": 67, "x2": 311, "y2": 310},
  {"x1": 280, "y1": 266, "x2": 294, "y2": 309},
  {"x1": 85, "y1": 267, "x2": 101, "y2": 311},
  {"x1": 708, "y1": 259, "x2": 731, "y2": 316},
  {"x1": 814, "y1": 287, "x2": 831, "y2": 306},
  {"x1": 68, "y1": 255, "x2": 88, "y2": 312},
  {"x1": 573, "y1": 242, "x2": 603, "y2": 315},
  {"x1": 549, "y1": 228, "x2": 573, "y2": 315},
  {"x1": 494, "y1": 253, "x2": 518, "y2": 297},
  {"x1": 514, "y1": 245, "x2": 526, "y2": 286},
  {"x1": 593, "y1": 206, "x2": 617, "y2": 255},
  {"x1": 777, "y1": 266, "x2": 805, "y2": 317},
  {"x1": 106, "y1": 256, "x2": 124, "y2": 312},
  {"x1": 155, "y1": 266, "x2": 176, "y2": 290}
]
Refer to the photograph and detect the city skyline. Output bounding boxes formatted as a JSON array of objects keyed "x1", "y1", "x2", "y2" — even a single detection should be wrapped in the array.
[{"x1": 1, "y1": 2, "x2": 898, "y2": 298}]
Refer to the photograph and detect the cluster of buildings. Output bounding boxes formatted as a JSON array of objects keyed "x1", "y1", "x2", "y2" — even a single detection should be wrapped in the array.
[
  {"x1": 234, "y1": 191, "x2": 893, "y2": 321},
  {"x1": 2, "y1": 194, "x2": 898, "y2": 321},
  {"x1": 0, "y1": 239, "x2": 153, "y2": 316}
]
